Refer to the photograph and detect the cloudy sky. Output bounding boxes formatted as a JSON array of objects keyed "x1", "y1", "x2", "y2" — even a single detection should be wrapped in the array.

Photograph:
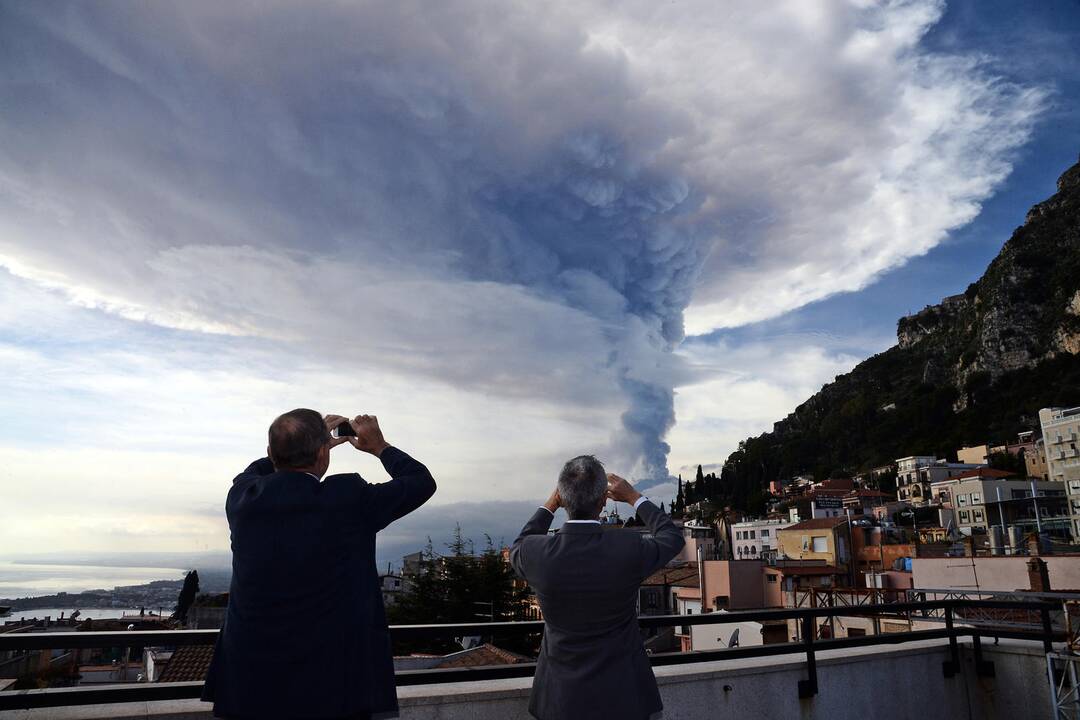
[{"x1": 2, "y1": 0, "x2": 1079, "y2": 571}]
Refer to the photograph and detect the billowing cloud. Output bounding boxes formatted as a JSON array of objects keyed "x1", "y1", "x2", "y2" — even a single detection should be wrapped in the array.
[{"x1": 0, "y1": 0, "x2": 1045, "y2": 495}]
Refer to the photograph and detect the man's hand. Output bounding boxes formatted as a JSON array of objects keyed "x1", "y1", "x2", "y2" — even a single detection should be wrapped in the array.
[
  {"x1": 323, "y1": 414, "x2": 352, "y2": 448},
  {"x1": 348, "y1": 414, "x2": 391, "y2": 456},
  {"x1": 606, "y1": 473, "x2": 642, "y2": 506},
  {"x1": 543, "y1": 486, "x2": 562, "y2": 514}
]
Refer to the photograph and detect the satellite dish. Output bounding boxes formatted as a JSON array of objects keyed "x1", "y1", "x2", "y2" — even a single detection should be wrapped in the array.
[{"x1": 728, "y1": 628, "x2": 740, "y2": 648}]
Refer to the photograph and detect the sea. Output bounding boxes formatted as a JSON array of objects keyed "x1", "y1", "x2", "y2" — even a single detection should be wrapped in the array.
[
  {"x1": 1, "y1": 607, "x2": 155, "y2": 622},
  {"x1": 0, "y1": 560, "x2": 185, "y2": 599}
]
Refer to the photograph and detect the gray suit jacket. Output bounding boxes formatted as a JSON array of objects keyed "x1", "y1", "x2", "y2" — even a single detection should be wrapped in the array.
[{"x1": 510, "y1": 501, "x2": 685, "y2": 720}]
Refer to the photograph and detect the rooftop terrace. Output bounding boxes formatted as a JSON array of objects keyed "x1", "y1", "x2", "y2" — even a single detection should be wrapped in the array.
[{"x1": 0, "y1": 599, "x2": 1074, "y2": 720}]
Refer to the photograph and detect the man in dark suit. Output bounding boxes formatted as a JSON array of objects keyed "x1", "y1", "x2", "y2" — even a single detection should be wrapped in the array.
[
  {"x1": 203, "y1": 409, "x2": 436, "y2": 720},
  {"x1": 510, "y1": 456, "x2": 685, "y2": 720}
]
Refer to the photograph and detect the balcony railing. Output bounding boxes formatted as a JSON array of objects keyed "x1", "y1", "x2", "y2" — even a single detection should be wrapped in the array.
[{"x1": 0, "y1": 599, "x2": 1061, "y2": 711}]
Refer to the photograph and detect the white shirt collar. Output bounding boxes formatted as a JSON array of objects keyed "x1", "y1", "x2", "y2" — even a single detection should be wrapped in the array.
[{"x1": 565, "y1": 519, "x2": 601, "y2": 524}]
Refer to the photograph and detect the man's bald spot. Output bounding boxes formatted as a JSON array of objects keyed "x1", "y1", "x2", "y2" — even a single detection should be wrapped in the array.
[{"x1": 268, "y1": 408, "x2": 330, "y2": 469}]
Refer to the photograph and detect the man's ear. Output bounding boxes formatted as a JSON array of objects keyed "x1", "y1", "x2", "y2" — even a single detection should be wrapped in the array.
[{"x1": 267, "y1": 445, "x2": 275, "y2": 464}]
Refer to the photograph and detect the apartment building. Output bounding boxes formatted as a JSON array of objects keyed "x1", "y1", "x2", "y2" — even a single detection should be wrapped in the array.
[
  {"x1": 1039, "y1": 406, "x2": 1080, "y2": 538},
  {"x1": 732, "y1": 518, "x2": 792, "y2": 560},
  {"x1": 931, "y1": 470, "x2": 1067, "y2": 534},
  {"x1": 895, "y1": 456, "x2": 982, "y2": 504}
]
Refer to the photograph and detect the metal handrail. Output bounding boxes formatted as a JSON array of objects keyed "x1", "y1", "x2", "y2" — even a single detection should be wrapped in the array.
[{"x1": 0, "y1": 599, "x2": 1061, "y2": 710}]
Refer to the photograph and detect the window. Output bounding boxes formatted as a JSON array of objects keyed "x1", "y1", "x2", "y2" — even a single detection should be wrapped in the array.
[
  {"x1": 971, "y1": 493, "x2": 981, "y2": 505},
  {"x1": 762, "y1": 529, "x2": 770, "y2": 538},
  {"x1": 749, "y1": 530, "x2": 756, "y2": 539},
  {"x1": 750, "y1": 546, "x2": 757, "y2": 555},
  {"x1": 973, "y1": 510, "x2": 985, "y2": 522},
  {"x1": 737, "y1": 547, "x2": 744, "y2": 557},
  {"x1": 766, "y1": 574, "x2": 778, "y2": 583},
  {"x1": 811, "y1": 536, "x2": 828, "y2": 553},
  {"x1": 959, "y1": 510, "x2": 970, "y2": 523},
  {"x1": 958, "y1": 495, "x2": 968, "y2": 507},
  {"x1": 736, "y1": 531, "x2": 742, "y2": 540}
]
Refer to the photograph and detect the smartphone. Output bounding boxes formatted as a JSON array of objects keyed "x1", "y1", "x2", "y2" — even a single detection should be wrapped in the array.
[{"x1": 334, "y1": 421, "x2": 356, "y2": 437}]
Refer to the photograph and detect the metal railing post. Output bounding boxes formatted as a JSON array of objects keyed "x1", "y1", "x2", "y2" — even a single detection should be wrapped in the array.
[
  {"x1": 1042, "y1": 606, "x2": 1055, "y2": 654},
  {"x1": 972, "y1": 634, "x2": 994, "y2": 677},
  {"x1": 943, "y1": 604, "x2": 959, "y2": 678},
  {"x1": 798, "y1": 614, "x2": 818, "y2": 699}
]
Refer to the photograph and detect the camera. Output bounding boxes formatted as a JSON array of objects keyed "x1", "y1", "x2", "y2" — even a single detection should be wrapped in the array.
[{"x1": 334, "y1": 421, "x2": 356, "y2": 437}]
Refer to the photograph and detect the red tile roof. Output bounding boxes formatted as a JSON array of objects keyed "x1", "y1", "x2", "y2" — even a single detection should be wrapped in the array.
[
  {"x1": 158, "y1": 644, "x2": 215, "y2": 683},
  {"x1": 951, "y1": 468, "x2": 1016, "y2": 481},
  {"x1": 641, "y1": 564, "x2": 699, "y2": 587},
  {"x1": 433, "y1": 644, "x2": 532, "y2": 668}
]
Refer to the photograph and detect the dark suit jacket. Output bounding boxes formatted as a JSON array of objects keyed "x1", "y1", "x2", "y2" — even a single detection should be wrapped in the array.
[
  {"x1": 202, "y1": 446, "x2": 436, "y2": 720},
  {"x1": 510, "y1": 502, "x2": 685, "y2": 720}
]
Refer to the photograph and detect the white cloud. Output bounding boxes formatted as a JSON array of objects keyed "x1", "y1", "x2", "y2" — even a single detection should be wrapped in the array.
[
  {"x1": 0, "y1": 1, "x2": 1048, "y2": 558},
  {"x1": 667, "y1": 335, "x2": 879, "y2": 477}
]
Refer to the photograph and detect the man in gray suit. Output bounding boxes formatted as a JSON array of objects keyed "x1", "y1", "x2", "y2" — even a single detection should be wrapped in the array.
[{"x1": 510, "y1": 455, "x2": 685, "y2": 720}]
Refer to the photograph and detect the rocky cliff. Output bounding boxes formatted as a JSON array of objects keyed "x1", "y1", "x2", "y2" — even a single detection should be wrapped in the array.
[
  {"x1": 896, "y1": 156, "x2": 1080, "y2": 405},
  {"x1": 715, "y1": 155, "x2": 1080, "y2": 506}
]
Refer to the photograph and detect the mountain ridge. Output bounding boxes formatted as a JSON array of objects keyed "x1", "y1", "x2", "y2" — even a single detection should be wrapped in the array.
[{"x1": 714, "y1": 154, "x2": 1080, "y2": 507}]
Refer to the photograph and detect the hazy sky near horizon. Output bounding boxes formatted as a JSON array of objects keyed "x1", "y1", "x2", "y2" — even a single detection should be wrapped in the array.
[{"x1": 2, "y1": 0, "x2": 1079, "y2": 567}]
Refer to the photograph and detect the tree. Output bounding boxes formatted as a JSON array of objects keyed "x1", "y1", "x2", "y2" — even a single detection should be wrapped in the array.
[
  {"x1": 388, "y1": 527, "x2": 534, "y2": 655},
  {"x1": 989, "y1": 451, "x2": 1027, "y2": 477},
  {"x1": 171, "y1": 570, "x2": 199, "y2": 624}
]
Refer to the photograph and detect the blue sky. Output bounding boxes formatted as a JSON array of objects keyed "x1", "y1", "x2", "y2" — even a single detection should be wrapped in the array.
[{"x1": 0, "y1": 0, "x2": 1078, "y2": 568}]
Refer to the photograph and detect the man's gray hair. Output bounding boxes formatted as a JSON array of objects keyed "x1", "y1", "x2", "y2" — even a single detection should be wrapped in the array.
[{"x1": 558, "y1": 455, "x2": 608, "y2": 519}]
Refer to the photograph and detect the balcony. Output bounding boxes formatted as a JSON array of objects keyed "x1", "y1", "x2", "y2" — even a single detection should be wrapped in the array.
[{"x1": 0, "y1": 599, "x2": 1068, "y2": 720}]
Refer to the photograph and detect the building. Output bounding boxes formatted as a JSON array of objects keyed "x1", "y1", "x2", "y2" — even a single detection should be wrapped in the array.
[
  {"x1": 380, "y1": 572, "x2": 404, "y2": 606},
  {"x1": 776, "y1": 517, "x2": 851, "y2": 569},
  {"x1": 731, "y1": 518, "x2": 792, "y2": 560},
  {"x1": 789, "y1": 490, "x2": 849, "y2": 522},
  {"x1": 896, "y1": 456, "x2": 937, "y2": 502},
  {"x1": 638, "y1": 565, "x2": 699, "y2": 617},
  {"x1": 1039, "y1": 406, "x2": 1080, "y2": 538},
  {"x1": 930, "y1": 469, "x2": 1068, "y2": 536},
  {"x1": 895, "y1": 456, "x2": 982, "y2": 504},
  {"x1": 1027, "y1": 435, "x2": 1050, "y2": 480},
  {"x1": 671, "y1": 522, "x2": 721, "y2": 563},
  {"x1": 642, "y1": 560, "x2": 792, "y2": 651},
  {"x1": 957, "y1": 445, "x2": 991, "y2": 465},
  {"x1": 842, "y1": 489, "x2": 895, "y2": 516}
]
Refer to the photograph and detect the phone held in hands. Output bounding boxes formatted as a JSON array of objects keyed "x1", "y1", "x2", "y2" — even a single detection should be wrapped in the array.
[{"x1": 334, "y1": 421, "x2": 356, "y2": 437}]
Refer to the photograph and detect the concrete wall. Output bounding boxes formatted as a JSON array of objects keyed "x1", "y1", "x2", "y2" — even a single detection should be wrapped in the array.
[
  {"x1": 913, "y1": 554, "x2": 1080, "y2": 591},
  {"x1": 700, "y1": 560, "x2": 765, "y2": 610},
  {"x1": 0, "y1": 640, "x2": 1056, "y2": 720}
]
